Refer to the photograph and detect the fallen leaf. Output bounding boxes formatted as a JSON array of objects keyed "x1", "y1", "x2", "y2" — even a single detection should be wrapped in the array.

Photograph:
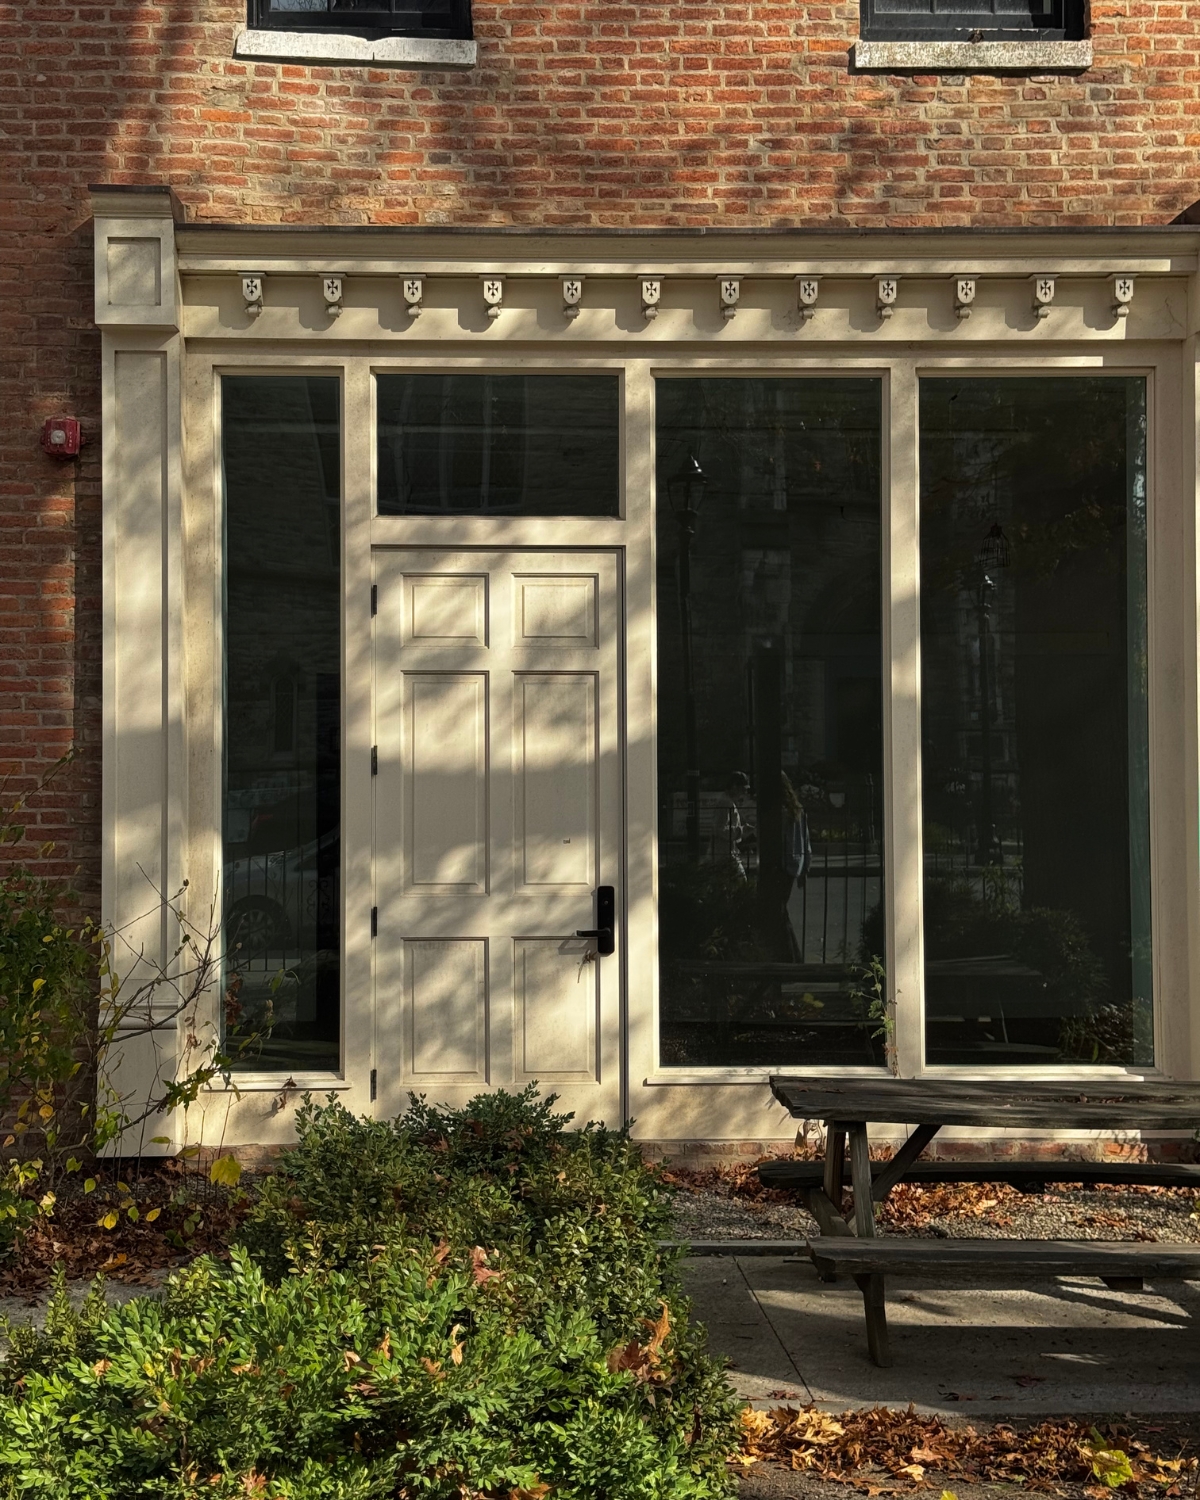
[{"x1": 471, "y1": 1245, "x2": 504, "y2": 1285}]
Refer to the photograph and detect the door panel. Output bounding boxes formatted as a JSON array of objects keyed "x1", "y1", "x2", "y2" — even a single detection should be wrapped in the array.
[
  {"x1": 374, "y1": 549, "x2": 622, "y2": 1125},
  {"x1": 404, "y1": 673, "x2": 488, "y2": 892},
  {"x1": 514, "y1": 673, "x2": 596, "y2": 890}
]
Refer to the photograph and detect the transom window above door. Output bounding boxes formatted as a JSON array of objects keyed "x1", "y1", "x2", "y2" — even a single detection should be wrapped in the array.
[{"x1": 377, "y1": 373, "x2": 620, "y2": 516}]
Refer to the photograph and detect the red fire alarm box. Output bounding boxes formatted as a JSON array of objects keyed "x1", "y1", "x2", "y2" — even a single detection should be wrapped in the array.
[{"x1": 41, "y1": 417, "x2": 81, "y2": 459}]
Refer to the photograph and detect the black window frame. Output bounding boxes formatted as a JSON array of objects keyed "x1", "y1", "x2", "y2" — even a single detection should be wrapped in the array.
[
  {"x1": 249, "y1": 0, "x2": 471, "y2": 40},
  {"x1": 859, "y1": 0, "x2": 1083, "y2": 42}
]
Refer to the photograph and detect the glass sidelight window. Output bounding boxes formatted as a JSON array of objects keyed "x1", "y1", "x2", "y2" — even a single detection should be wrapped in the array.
[
  {"x1": 919, "y1": 377, "x2": 1151, "y2": 1066},
  {"x1": 221, "y1": 376, "x2": 342, "y2": 1073},
  {"x1": 656, "y1": 378, "x2": 886, "y2": 1068}
]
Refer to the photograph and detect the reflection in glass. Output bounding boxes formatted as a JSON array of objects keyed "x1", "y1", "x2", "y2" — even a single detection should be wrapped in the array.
[
  {"x1": 920, "y1": 378, "x2": 1151, "y2": 1065},
  {"x1": 377, "y1": 373, "x2": 619, "y2": 516},
  {"x1": 222, "y1": 377, "x2": 341, "y2": 1072},
  {"x1": 656, "y1": 379, "x2": 886, "y2": 1068}
]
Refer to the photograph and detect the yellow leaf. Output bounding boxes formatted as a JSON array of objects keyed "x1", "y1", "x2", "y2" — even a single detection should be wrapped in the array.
[
  {"x1": 99, "y1": 1211, "x2": 119, "y2": 1230},
  {"x1": 31, "y1": 977, "x2": 45, "y2": 993},
  {"x1": 84, "y1": 1178, "x2": 97, "y2": 1193},
  {"x1": 126, "y1": 1204, "x2": 139, "y2": 1223},
  {"x1": 38, "y1": 1104, "x2": 54, "y2": 1121},
  {"x1": 210, "y1": 1155, "x2": 242, "y2": 1188},
  {"x1": 2, "y1": 1136, "x2": 14, "y2": 1149},
  {"x1": 146, "y1": 1207, "x2": 161, "y2": 1222}
]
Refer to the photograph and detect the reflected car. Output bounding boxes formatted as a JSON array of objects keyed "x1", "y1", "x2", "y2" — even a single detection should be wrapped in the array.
[{"x1": 223, "y1": 832, "x2": 339, "y2": 955}]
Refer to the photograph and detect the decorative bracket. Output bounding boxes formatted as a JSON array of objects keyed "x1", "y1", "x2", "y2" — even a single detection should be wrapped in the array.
[
  {"x1": 718, "y1": 276, "x2": 740, "y2": 321},
  {"x1": 953, "y1": 276, "x2": 976, "y2": 321},
  {"x1": 241, "y1": 272, "x2": 265, "y2": 318},
  {"x1": 1112, "y1": 274, "x2": 1135, "y2": 319},
  {"x1": 796, "y1": 275, "x2": 820, "y2": 322},
  {"x1": 402, "y1": 275, "x2": 424, "y2": 318},
  {"x1": 1032, "y1": 275, "x2": 1055, "y2": 319},
  {"x1": 641, "y1": 277, "x2": 662, "y2": 321},
  {"x1": 482, "y1": 275, "x2": 504, "y2": 320},
  {"x1": 876, "y1": 276, "x2": 898, "y2": 320},
  {"x1": 562, "y1": 275, "x2": 584, "y2": 321},
  {"x1": 323, "y1": 275, "x2": 344, "y2": 318}
]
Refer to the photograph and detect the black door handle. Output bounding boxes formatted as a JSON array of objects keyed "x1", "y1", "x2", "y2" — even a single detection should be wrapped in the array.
[{"x1": 576, "y1": 884, "x2": 615, "y2": 957}]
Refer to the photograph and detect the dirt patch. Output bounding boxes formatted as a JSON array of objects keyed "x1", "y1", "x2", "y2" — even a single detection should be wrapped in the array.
[
  {"x1": 733, "y1": 1413, "x2": 1200, "y2": 1500},
  {"x1": 0, "y1": 1161, "x2": 248, "y2": 1298}
]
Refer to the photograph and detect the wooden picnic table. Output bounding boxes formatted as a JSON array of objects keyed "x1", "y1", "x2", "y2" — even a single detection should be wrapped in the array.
[{"x1": 767, "y1": 1076, "x2": 1200, "y2": 1365}]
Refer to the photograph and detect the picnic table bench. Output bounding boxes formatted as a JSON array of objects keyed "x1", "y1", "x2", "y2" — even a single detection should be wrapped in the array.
[{"x1": 765, "y1": 1077, "x2": 1200, "y2": 1367}]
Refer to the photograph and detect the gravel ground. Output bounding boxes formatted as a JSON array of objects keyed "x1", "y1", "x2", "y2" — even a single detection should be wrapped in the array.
[{"x1": 669, "y1": 1180, "x2": 1200, "y2": 1244}]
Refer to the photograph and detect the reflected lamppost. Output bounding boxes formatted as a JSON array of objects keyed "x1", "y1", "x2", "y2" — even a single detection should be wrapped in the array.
[
  {"x1": 668, "y1": 454, "x2": 709, "y2": 863},
  {"x1": 975, "y1": 522, "x2": 1009, "y2": 867}
]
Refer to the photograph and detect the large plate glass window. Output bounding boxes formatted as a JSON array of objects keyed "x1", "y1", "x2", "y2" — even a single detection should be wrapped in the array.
[
  {"x1": 919, "y1": 377, "x2": 1151, "y2": 1066},
  {"x1": 377, "y1": 373, "x2": 620, "y2": 516},
  {"x1": 655, "y1": 378, "x2": 886, "y2": 1068},
  {"x1": 222, "y1": 376, "x2": 342, "y2": 1073}
]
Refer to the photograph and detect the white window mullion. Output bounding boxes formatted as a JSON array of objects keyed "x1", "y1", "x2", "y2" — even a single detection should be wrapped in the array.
[{"x1": 883, "y1": 361, "x2": 925, "y2": 1077}]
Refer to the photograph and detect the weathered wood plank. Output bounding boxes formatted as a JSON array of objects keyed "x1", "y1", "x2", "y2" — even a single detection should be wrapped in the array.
[
  {"x1": 759, "y1": 1160, "x2": 1200, "y2": 1191},
  {"x1": 807, "y1": 1237, "x2": 1200, "y2": 1280},
  {"x1": 868, "y1": 1122, "x2": 942, "y2": 1201},
  {"x1": 849, "y1": 1123, "x2": 876, "y2": 1237},
  {"x1": 769, "y1": 1077, "x2": 1200, "y2": 1130}
]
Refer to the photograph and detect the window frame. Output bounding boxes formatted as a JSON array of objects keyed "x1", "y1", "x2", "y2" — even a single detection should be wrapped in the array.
[
  {"x1": 858, "y1": 0, "x2": 1084, "y2": 43},
  {"x1": 247, "y1": 0, "x2": 472, "y2": 40}
]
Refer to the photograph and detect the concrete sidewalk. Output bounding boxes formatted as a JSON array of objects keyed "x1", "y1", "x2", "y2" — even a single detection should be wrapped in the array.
[{"x1": 683, "y1": 1254, "x2": 1200, "y2": 1415}]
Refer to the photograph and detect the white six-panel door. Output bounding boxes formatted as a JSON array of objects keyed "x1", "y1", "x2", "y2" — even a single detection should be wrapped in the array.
[{"x1": 373, "y1": 550, "x2": 624, "y2": 1125}]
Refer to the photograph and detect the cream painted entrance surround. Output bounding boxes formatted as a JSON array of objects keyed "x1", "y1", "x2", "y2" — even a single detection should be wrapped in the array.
[{"x1": 91, "y1": 185, "x2": 1200, "y2": 1153}]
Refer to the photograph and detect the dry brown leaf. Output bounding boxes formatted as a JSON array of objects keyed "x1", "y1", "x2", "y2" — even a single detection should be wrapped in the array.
[
  {"x1": 420, "y1": 1357, "x2": 444, "y2": 1380},
  {"x1": 471, "y1": 1245, "x2": 504, "y2": 1285},
  {"x1": 643, "y1": 1300, "x2": 670, "y2": 1354},
  {"x1": 91, "y1": 1359, "x2": 112, "y2": 1378},
  {"x1": 450, "y1": 1324, "x2": 465, "y2": 1365},
  {"x1": 342, "y1": 1350, "x2": 361, "y2": 1370},
  {"x1": 737, "y1": 1406, "x2": 1200, "y2": 1495}
]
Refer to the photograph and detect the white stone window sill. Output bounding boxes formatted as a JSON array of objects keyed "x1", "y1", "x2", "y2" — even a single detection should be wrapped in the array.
[
  {"x1": 853, "y1": 38, "x2": 1092, "y2": 71},
  {"x1": 234, "y1": 28, "x2": 477, "y2": 68}
]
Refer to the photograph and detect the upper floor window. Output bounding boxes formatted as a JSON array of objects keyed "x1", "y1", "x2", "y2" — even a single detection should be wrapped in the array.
[
  {"x1": 250, "y1": 0, "x2": 471, "y2": 39},
  {"x1": 860, "y1": 0, "x2": 1083, "y2": 41}
]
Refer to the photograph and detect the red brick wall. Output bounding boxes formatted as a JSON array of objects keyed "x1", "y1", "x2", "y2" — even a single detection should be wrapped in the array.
[{"x1": 2, "y1": 0, "x2": 1200, "y2": 893}]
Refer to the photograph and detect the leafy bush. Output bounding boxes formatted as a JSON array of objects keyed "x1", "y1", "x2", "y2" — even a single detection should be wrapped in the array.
[{"x1": 0, "y1": 1088, "x2": 740, "y2": 1499}]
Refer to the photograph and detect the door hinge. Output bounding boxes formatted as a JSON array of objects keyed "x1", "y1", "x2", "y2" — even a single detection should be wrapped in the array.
[
  {"x1": 371, "y1": 745, "x2": 378, "y2": 775},
  {"x1": 370, "y1": 583, "x2": 378, "y2": 616},
  {"x1": 369, "y1": 1067, "x2": 377, "y2": 1103},
  {"x1": 370, "y1": 906, "x2": 378, "y2": 937}
]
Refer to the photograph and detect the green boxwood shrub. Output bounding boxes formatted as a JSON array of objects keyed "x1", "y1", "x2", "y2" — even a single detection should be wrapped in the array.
[{"x1": 0, "y1": 1088, "x2": 739, "y2": 1499}]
